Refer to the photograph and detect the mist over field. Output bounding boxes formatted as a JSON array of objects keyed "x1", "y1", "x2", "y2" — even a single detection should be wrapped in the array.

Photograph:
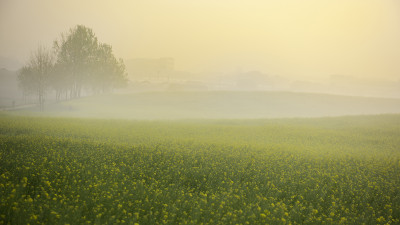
[
  {"x1": 6, "y1": 91, "x2": 399, "y2": 120},
  {"x1": 1, "y1": 0, "x2": 400, "y2": 116},
  {"x1": 1, "y1": 1, "x2": 400, "y2": 224}
]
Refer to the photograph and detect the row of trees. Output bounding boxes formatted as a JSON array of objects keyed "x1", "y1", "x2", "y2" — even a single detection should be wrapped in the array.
[{"x1": 18, "y1": 25, "x2": 127, "y2": 110}]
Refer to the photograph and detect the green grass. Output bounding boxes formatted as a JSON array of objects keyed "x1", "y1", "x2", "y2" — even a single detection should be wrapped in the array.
[{"x1": 1, "y1": 114, "x2": 400, "y2": 224}]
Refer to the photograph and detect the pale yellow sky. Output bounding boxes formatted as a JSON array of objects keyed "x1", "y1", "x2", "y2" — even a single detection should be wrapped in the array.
[{"x1": 1, "y1": 0, "x2": 399, "y2": 80}]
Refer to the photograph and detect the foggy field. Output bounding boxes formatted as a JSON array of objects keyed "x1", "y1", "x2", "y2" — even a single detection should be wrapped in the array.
[
  {"x1": 14, "y1": 91, "x2": 400, "y2": 120},
  {"x1": 1, "y1": 1, "x2": 400, "y2": 224},
  {"x1": 1, "y1": 114, "x2": 399, "y2": 224}
]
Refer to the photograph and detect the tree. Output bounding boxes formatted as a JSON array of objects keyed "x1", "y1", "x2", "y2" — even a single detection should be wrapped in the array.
[
  {"x1": 53, "y1": 25, "x2": 127, "y2": 98},
  {"x1": 18, "y1": 45, "x2": 54, "y2": 111},
  {"x1": 54, "y1": 25, "x2": 99, "y2": 98},
  {"x1": 50, "y1": 62, "x2": 70, "y2": 101},
  {"x1": 92, "y1": 43, "x2": 128, "y2": 93},
  {"x1": 18, "y1": 25, "x2": 127, "y2": 110}
]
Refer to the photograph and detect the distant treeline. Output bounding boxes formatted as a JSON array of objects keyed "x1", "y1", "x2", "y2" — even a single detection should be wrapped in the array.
[{"x1": 18, "y1": 25, "x2": 127, "y2": 110}]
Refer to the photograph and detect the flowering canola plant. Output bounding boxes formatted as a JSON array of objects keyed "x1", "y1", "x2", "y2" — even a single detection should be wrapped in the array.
[{"x1": 0, "y1": 114, "x2": 399, "y2": 224}]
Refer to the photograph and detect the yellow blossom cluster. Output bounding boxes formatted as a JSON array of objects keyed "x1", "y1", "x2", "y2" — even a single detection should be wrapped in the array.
[{"x1": 0, "y1": 114, "x2": 399, "y2": 224}]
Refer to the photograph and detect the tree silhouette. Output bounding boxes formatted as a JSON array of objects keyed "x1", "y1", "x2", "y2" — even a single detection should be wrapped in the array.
[
  {"x1": 19, "y1": 25, "x2": 127, "y2": 109},
  {"x1": 18, "y1": 45, "x2": 54, "y2": 111},
  {"x1": 53, "y1": 25, "x2": 99, "y2": 98},
  {"x1": 53, "y1": 25, "x2": 127, "y2": 98}
]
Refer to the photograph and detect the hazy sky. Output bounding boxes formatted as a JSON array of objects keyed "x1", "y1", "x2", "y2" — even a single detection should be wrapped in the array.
[{"x1": 1, "y1": 0, "x2": 399, "y2": 80}]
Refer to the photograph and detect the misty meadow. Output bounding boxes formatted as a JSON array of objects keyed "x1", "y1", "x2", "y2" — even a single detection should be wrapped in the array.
[
  {"x1": 1, "y1": 1, "x2": 400, "y2": 224},
  {"x1": 1, "y1": 115, "x2": 400, "y2": 224}
]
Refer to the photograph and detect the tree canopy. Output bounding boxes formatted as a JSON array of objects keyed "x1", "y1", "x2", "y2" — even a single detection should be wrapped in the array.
[{"x1": 19, "y1": 25, "x2": 127, "y2": 108}]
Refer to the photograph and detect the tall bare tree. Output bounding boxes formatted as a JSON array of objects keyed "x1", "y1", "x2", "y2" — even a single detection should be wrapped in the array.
[{"x1": 18, "y1": 45, "x2": 54, "y2": 111}]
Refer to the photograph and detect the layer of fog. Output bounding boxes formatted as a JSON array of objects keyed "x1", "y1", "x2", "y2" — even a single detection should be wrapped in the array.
[
  {"x1": 2, "y1": 61, "x2": 400, "y2": 110},
  {"x1": 2, "y1": 61, "x2": 400, "y2": 120},
  {"x1": 124, "y1": 59, "x2": 400, "y2": 98},
  {"x1": 2, "y1": 1, "x2": 400, "y2": 118},
  {"x1": 2, "y1": 1, "x2": 400, "y2": 81}
]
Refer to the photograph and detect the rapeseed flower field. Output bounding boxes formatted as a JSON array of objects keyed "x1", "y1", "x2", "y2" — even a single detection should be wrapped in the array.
[{"x1": 0, "y1": 114, "x2": 399, "y2": 224}]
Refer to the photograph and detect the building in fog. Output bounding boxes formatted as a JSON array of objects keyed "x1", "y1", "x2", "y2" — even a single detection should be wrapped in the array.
[{"x1": 125, "y1": 58, "x2": 174, "y2": 80}]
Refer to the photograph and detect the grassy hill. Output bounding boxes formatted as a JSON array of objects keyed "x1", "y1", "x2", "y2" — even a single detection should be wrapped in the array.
[{"x1": 16, "y1": 91, "x2": 400, "y2": 119}]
